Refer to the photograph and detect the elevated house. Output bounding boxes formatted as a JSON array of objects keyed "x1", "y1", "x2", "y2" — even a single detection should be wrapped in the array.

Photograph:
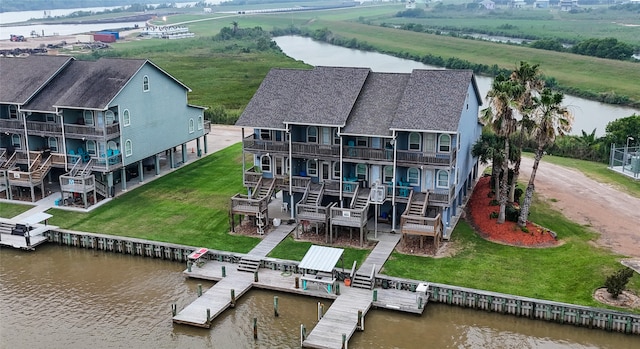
[
  {"x1": 0, "y1": 55, "x2": 208, "y2": 207},
  {"x1": 233, "y1": 66, "x2": 482, "y2": 246}
]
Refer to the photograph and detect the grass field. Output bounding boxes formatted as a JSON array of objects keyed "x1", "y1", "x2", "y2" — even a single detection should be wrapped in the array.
[{"x1": 0, "y1": 202, "x2": 34, "y2": 219}]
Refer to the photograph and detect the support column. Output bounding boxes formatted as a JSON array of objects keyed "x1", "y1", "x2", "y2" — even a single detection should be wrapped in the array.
[
  {"x1": 203, "y1": 134, "x2": 208, "y2": 154},
  {"x1": 181, "y1": 143, "x2": 187, "y2": 165},
  {"x1": 155, "y1": 154, "x2": 160, "y2": 176},
  {"x1": 169, "y1": 149, "x2": 175, "y2": 169},
  {"x1": 196, "y1": 138, "x2": 202, "y2": 157},
  {"x1": 121, "y1": 167, "x2": 127, "y2": 191},
  {"x1": 138, "y1": 161, "x2": 144, "y2": 183},
  {"x1": 107, "y1": 172, "x2": 114, "y2": 198}
]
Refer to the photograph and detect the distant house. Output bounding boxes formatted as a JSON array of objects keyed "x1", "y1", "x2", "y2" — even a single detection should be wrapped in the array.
[
  {"x1": 232, "y1": 66, "x2": 483, "y2": 244},
  {"x1": 512, "y1": 0, "x2": 526, "y2": 8},
  {"x1": 0, "y1": 56, "x2": 208, "y2": 207},
  {"x1": 480, "y1": 0, "x2": 495, "y2": 10},
  {"x1": 405, "y1": 0, "x2": 416, "y2": 9},
  {"x1": 559, "y1": 0, "x2": 578, "y2": 11},
  {"x1": 534, "y1": 0, "x2": 550, "y2": 8}
]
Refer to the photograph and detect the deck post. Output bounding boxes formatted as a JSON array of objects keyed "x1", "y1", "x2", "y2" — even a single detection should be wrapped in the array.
[
  {"x1": 295, "y1": 276, "x2": 299, "y2": 289},
  {"x1": 231, "y1": 289, "x2": 236, "y2": 307},
  {"x1": 171, "y1": 303, "x2": 177, "y2": 316},
  {"x1": 222, "y1": 265, "x2": 226, "y2": 277},
  {"x1": 357, "y1": 310, "x2": 363, "y2": 331},
  {"x1": 254, "y1": 271, "x2": 259, "y2": 282},
  {"x1": 206, "y1": 308, "x2": 211, "y2": 323},
  {"x1": 300, "y1": 324, "x2": 307, "y2": 347},
  {"x1": 274, "y1": 296, "x2": 279, "y2": 317},
  {"x1": 187, "y1": 260, "x2": 192, "y2": 272},
  {"x1": 197, "y1": 284, "x2": 202, "y2": 297},
  {"x1": 317, "y1": 302, "x2": 323, "y2": 321},
  {"x1": 373, "y1": 289, "x2": 378, "y2": 302},
  {"x1": 341, "y1": 333, "x2": 346, "y2": 349}
]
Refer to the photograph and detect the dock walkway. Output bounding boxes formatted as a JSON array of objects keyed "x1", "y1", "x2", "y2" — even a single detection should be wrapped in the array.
[
  {"x1": 172, "y1": 224, "x2": 294, "y2": 327},
  {"x1": 303, "y1": 233, "x2": 407, "y2": 349}
]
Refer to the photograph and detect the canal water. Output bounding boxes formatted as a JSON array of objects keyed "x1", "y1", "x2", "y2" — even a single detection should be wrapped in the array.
[
  {"x1": 1, "y1": 245, "x2": 637, "y2": 348},
  {"x1": 273, "y1": 36, "x2": 640, "y2": 137}
]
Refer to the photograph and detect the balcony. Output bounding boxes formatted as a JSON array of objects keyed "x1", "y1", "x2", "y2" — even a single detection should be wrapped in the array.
[
  {"x1": 64, "y1": 123, "x2": 120, "y2": 140},
  {"x1": 430, "y1": 186, "x2": 455, "y2": 205},
  {"x1": 242, "y1": 135, "x2": 288, "y2": 154},
  {"x1": 25, "y1": 120, "x2": 62, "y2": 136},
  {"x1": 242, "y1": 135, "x2": 341, "y2": 158},
  {"x1": 0, "y1": 119, "x2": 24, "y2": 133},
  {"x1": 395, "y1": 149, "x2": 457, "y2": 167}
]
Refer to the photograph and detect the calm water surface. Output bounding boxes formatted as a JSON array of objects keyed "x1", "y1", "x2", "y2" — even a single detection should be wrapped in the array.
[{"x1": 1, "y1": 245, "x2": 637, "y2": 348}]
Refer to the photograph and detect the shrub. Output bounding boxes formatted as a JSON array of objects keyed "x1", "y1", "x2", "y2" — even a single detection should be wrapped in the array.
[
  {"x1": 489, "y1": 212, "x2": 499, "y2": 219},
  {"x1": 505, "y1": 203, "x2": 520, "y2": 222},
  {"x1": 489, "y1": 199, "x2": 499, "y2": 206},
  {"x1": 604, "y1": 267, "x2": 634, "y2": 299},
  {"x1": 514, "y1": 187, "x2": 524, "y2": 204}
]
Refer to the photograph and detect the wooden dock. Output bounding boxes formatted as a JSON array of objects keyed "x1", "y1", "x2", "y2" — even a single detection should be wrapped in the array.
[
  {"x1": 172, "y1": 224, "x2": 294, "y2": 327},
  {"x1": 302, "y1": 232, "x2": 410, "y2": 349}
]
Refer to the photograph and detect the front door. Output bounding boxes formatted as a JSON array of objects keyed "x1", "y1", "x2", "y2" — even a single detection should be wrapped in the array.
[{"x1": 320, "y1": 161, "x2": 331, "y2": 181}]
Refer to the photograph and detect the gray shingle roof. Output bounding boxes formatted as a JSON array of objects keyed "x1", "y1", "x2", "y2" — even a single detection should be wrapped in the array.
[
  {"x1": 54, "y1": 58, "x2": 147, "y2": 110},
  {"x1": 236, "y1": 66, "x2": 370, "y2": 128},
  {"x1": 0, "y1": 55, "x2": 73, "y2": 104},
  {"x1": 342, "y1": 72, "x2": 410, "y2": 137},
  {"x1": 22, "y1": 60, "x2": 93, "y2": 113},
  {"x1": 237, "y1": 67, "x2": 480, "y2": 134},
  {"x1": 391, "y1": 70, "x2": 476, "y2": 132}
]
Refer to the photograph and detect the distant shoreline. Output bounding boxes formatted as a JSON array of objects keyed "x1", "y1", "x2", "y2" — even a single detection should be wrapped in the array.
[{"x1": 0, "y1": 13, "x2": 156, "y2": 28}]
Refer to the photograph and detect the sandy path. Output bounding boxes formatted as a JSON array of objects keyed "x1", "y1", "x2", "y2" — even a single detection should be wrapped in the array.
[{"x1": 518, "y1": 156, "x2": 640, "y2": 258}]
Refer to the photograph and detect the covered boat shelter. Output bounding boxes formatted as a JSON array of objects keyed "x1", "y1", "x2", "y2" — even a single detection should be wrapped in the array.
[{"x1": 298, "y1": 245, "x2": 345, "y2": 294}]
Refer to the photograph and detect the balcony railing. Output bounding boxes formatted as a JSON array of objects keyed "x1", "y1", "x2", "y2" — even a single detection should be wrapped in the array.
[
  {"x1": 242, "y1": 135, "x2": 288, "y2": 154},
  {"x1": 0, "y1": 119, "x2": 24, "y2": 133},
  {"x1": 64, "y1": 123, "x2": 120, "y2": 139},
  {"x1": 396, "y1": 149, "x2": 457, "y2": 166},
  {"x1": 25, "y1": 120, "x2": 62, "y2": 136},
  {"x1": 60, "y1": 174, "x2": 96, "y2": 193},
  {"x1": 430, "y1": 186, "x2": 455, "y2": 204}
]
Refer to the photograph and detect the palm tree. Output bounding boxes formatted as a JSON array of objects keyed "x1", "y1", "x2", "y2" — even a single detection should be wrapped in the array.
[
  {"x1": 472, "y1": 131, "x2": 504, "y2": 196},
  {"x1": 518, "y1": 88, "x2": 574, "y2": 228},
  {"x1": 231, "y1": 21, "x2": 239, "y2": 34},
  {"x1": 481, "y1": 74, "x2": 523, "y2": 223},
  {"x1": 509, "y1": 62, "x2": 544, "y2": 203}
]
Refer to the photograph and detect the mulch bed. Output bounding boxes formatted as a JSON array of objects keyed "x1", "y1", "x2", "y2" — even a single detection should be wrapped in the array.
[{"x1": 467, "y1": 176, "x2": 558, "y2": 247}]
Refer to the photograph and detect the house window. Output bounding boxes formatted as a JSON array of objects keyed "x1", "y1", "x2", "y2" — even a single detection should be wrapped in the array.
[
  {"x1": 123, "y1": 109, "x2": 130, "y2": 126},
  {"x1": 107, "y1": 141, "x2": 117, "y2": 150},
  {"x1": 143, "y1": 75, "x2": 149, "y2": 92},
  {"x1": 356, "y1": 163, "x2": 367, "y2": 181},
  {"x1": 198, "y1": 116, "x2": 203, "y2": 130},
  {"x1": 307, "y1": 126, "x2": 317, "y2": 143},
  {"x1": 439, "y1": 134, "x2": 451, "y2": 153},
  {"x1": 83, "y1": 110, "x2": 94, "y2": 126},
  {"x1": 383, "y1": 166, "x2": 394, "y2": 183},
  {"x1": 307, "y1": 159, "x2": 318, "y2": 176},
  {"x1": 356, "y1": 136, "x2": 368, "y2": 147},
  {"x1": 260, "y1": 129, "x2": 270, "y2": 140},
  {"x1": 11, "y1": 134, "x2": 21, "y2": 148},
  {"x1": 124, "y1": 139, "x2": 132, "y2": 157},
  {"x1": 261, "y1": 155, "x2": 271, "y2": 173},
  {"x1": 9, "y1": 105, "x2": 18, "y2": 119},
  {"x1": 407, "y1": 167, "x2": 420, "y2": 186},
  {"x1": 86, "y1": 140, "x2": 96, "y2": 155},
  {"x1": 437, "y1": 170, "x2": 449, "y2": 188},
  {"x1": 48, "y1": 137, "x2": 58, "y2": 152},
  {"x1": 425, "y1": 133, "x2": 436, "y2": 152},
  {"x1": 105, "y1": 110, "x2": 115, "y2": 125},
  {"x1": 189, "y1": 118, "x2": 195, "y2": 133},
  {"x1": 333, "y1": 162, "x2": 340, "y2": 179},
  {"x1": 333, "y1": 129, "x2": 340, "y2": 145},
  {"x1": 409, "y1": 132, "x2": 421, "y2": 151}
]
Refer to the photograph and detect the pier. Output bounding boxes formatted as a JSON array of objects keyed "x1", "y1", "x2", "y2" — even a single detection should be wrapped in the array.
[{"x1": 172, "y1": 224, "x2": 294, "y2": 327}]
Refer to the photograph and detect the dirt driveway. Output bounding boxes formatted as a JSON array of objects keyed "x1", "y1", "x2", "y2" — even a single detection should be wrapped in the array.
[{"x1": 518, "y1": 157, "x2": 640, "y2": 258}]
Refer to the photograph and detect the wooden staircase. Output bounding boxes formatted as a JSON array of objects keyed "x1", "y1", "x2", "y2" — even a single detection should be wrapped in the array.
[
  {"x1": 304, "y1": 183, "x2": 324, "y2": 205},
  {"x1": 350, "y1": 263, "x2": 375, "y2": 290},
  {"x1": 237, "y1": 256, "x2": 261, "y2": 273},
  {"x1": 405, "y1": 192, "x2": 427, "y2": 217}
]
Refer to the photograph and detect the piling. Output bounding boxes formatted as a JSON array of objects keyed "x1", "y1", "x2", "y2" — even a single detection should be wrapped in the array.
[
  {"x1": 254, "y1": 271, "x2": 259, "y2": 282},
  {"x1": 253, "y1": 317, "x2": 258, "y2": 340},
  {"x1": 231, "y1": 289, "x2": 236, "y2": 307},
  {"x1": 357, "y1": 310, "x2": 363, "y2": 331},
  {"x1": 274, "y1": 296, "x2": 279, "y2": 317},
  {"x1": 300, "y1": 324, "x2": 307, "y2": 347},
  {"x1": 341, "y1": 333, "x2": 346, "y2": 349},
  {"x1": 295, "y1": 276, "x2": 299, "y2": 289},
  {"x1": 171, "y1": 303, "x2": 177, "y2": 316},
  {"x1": 373, "y1": 289, "x2": 378, "y2": 302},
  {"x1": 197, "y1": 284, "x2": 202, "y2": 297},
  {"x1": 206, "y1": 308, "x2": 211, "y2": 323},
  {"x1": 335, "y1": 283, "x2": 340, "y2": 295},
  {"x1": 317, "y1": 302, "x2": 323, "y2": 321},
  {"x1": 187, "y1": 260, "x2": 192, "y2": 272},
  {"x1": 222, "y1": 265, "x2": 226, "y2": 277}
]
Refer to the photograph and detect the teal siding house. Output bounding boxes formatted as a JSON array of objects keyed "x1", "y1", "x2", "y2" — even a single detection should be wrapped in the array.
[
  {"x1": 0, "y1": 55, "x2": 207, "y2": 207},
  {"x1": 232, "y1": 66, "x2": 482, "y2": 246}
]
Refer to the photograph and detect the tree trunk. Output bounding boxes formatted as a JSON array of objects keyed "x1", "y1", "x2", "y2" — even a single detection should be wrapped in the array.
[
  {"x1": 518, "y1": 147, "x2": 544, "y2": 227},
  {"x1": 498, "y1": 138, "x2": 510, "y2": 224},
  {"x1": 492, "y1": 159, "x2": 500, "y2": 199},
  {"x1": 509, "y1": 160, "x2": 519, "y2": 203}
]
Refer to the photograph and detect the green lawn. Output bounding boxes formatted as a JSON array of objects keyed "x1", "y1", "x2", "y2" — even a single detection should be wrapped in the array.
[
  {"x1": 524, "y1": 152, "x2": 640, "y2": 198},
  {"x1": 0, "y1": 202, "x2": 34, "y2": 219},
  {"x1": 384, "y1": 199, "x2": 640, "y2": 309}
]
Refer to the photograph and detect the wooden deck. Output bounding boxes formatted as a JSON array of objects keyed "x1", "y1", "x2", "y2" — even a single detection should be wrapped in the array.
[
  {"x1": 172, "y1": 224, "x2": 294, "y2": 327},
  {"x1": 302, "y1": 232, "x2": 405, "y2": 349}
]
